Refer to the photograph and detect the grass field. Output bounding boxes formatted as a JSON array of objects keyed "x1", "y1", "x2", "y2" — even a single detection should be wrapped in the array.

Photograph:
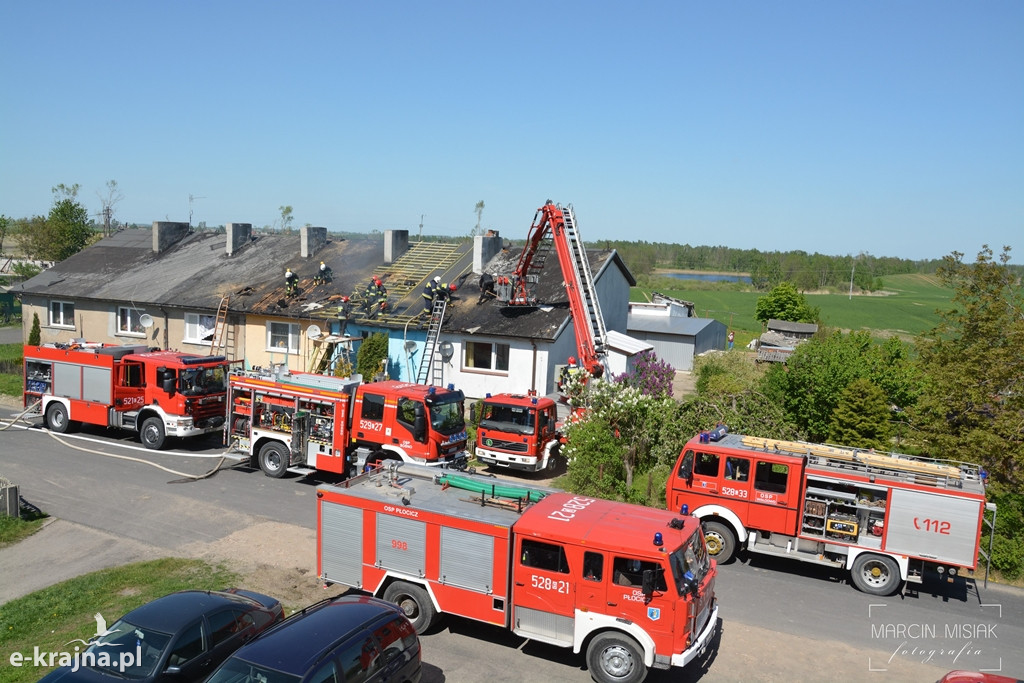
[{"x1": 636, "y1": 273, "x2": 953, "y2": 343}]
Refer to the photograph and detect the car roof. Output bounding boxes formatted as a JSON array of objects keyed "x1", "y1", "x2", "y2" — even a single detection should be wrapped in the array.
[
  {"x1": 122, "y1": 590, "x2": 259, "y2": 632},
  {"x1": 234, "y1": 595, "x2": 403, "y2": 675}
]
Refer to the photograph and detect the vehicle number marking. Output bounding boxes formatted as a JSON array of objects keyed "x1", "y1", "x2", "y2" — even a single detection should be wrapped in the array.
[
  {"x1": 531, "y1": 575, "x2": 569, "y2": 593},
  {"x1": 913, "y1": 517, "x2": 951, "y2": 534},
  {"x1": 391, "y1": 539, "x2": 408, "y2": 551},
  {"x1": 359, "y1": 419, "x2": 383, "y2": 431},
  {"x1": 721, "y1": 486, "x2": 748, "y2": 498},
  {"x1": 122, "y1": 396, "x2": 144, "y2": 406},
  {"x1": 547, "y1": 496, "x2": 595, "y2": 522}
]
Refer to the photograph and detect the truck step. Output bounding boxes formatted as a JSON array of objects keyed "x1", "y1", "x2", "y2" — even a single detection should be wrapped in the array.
[
  {"x1": 286, "y1": 466, "x2": 317, "y2": 476},
  {"x1": 747, "y1": 536, "x2": 845, "y2": 567}
]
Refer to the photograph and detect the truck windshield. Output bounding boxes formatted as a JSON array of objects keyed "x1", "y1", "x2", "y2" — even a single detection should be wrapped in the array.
[
  {"x1": 179, "y1": 366, "x2": 227, "y2": 396},
  {"x1": 669, "y1": 530, "x2": 710, "y2": 596},
  {"x1": 429, "y1": 398, "x2": 465, "y2": 434},
  {"x1": 479, "y1": 403, "x2": 536, "y2": 435}
]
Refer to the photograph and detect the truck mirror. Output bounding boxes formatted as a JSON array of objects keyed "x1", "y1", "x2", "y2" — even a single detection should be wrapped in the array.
[
  {"x1": 161, "y1": 370, "x2": 176, "y2": 395},
  {"x1": 413, "y1": 403, "x2": 427, "y2": 442},
  {"x1": 641, "y1": 569, "x2": 655, "y2": 597},
  {"x1": 680, "y1": 451, "x2": 694, "y2": 485}
]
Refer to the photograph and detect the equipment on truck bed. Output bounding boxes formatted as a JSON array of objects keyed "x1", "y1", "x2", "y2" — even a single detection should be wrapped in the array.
[
  {"x1": 24, "y1": 341, "x2": 229, "y2": 449},
  {"x1": 667, "y1": 426, "x2": 997, "y2": 596},
  {"x1": 318, "y1": 462, "x2": 718, "y2": 683}
]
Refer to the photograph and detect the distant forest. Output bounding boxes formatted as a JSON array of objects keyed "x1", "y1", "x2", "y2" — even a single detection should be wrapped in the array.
[{"x1": 599, "y1": 241, "x2": 948, "y2": 292}]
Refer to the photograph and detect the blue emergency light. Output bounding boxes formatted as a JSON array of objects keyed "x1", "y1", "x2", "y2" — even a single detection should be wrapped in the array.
[{"x1": 653, "y1": 532, "x2": 663, "y2": 547}]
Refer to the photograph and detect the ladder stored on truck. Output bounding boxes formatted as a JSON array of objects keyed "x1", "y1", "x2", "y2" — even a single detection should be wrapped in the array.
[
  {"x1": 739, "y1": 435, "x2": 972, "y2": 487},
  {"x1": 415, "y1": 297, "x2": 448, "y2": 385}
]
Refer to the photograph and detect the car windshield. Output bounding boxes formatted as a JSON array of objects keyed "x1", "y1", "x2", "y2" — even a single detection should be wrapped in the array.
[
  {"x1": 206, "y1": 657, "x2": 301, "y2": 683},
  {"x1": 85, "y1": 618, "x2": 171, "y2": 678},
  {"x1": 179, "y1": 366, "x2": 227, "y2": 396},
  {"x1": 669, "y1": 530, "x2": 711, "y2": 596},
  {"x1": 429, "y1": 398, "x2": 465, "y2": 434},
  {"x1": 479, "y1": 403, "x2": 536, "y2": 435}
]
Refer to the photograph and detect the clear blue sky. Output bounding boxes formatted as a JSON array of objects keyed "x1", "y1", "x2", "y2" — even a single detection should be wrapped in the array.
[{"x1": 2, "y1": 1, "x2": 1021, "y2": 262}]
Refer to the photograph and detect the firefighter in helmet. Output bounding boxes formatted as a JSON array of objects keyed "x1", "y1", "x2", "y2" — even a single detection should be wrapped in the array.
[
  {"x1": 284, "y1": 268, "x2": 298, "y2": 296},
  {"x1": 422, "y1": 276, "x2": 440, "y2": 315},
  {"x1": 313, "y1": 261, "x2": 333, "y2": 285}
]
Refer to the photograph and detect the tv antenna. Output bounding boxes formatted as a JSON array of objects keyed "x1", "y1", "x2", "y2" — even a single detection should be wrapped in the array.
[{"x1": 188, "y1": 194, "x2": 206, "y2": 228}]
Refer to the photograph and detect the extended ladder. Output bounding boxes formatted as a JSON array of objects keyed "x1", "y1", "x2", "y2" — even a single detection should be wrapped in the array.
[
  {"x1": 415, "y1": 298, "x2": 448, "y2": 385},
  {"x1": 210, "y1": 296, "x2": 229, "y2": 355},
  {"x1": 560, "y1": 205, "x2": 608, "y2": 361}
]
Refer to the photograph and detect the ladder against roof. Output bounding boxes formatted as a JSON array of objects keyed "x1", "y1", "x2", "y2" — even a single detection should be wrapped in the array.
[
  {"x1": 560, "y1": 205, "x2": 608, "y2": 360},
  {"x1": 415, "y1": 298, "x2": 448, "y2": 385},
  {"x1": 739, "y1": 435, "x2": 964, "y2": 482},
  {"x1": 210, "y1": 296, "x2": 229, "y2": 355}
]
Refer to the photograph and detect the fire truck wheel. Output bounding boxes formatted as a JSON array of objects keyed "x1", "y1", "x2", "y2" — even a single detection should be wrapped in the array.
[
  {"x1": 586, "y1": 633, "x2": 646, "y2": 683},
  {"x1": 45, "y1": 403, "x2": 74, "y2": 434},
  {"x1": 702, "y1": 521, "x2": 736, "y2": 564},
  {"x1": 258, "y1": 442, "x2": 290, "y2": 478},
  {"x1": 851, "y1": 554, "x2": 901, "y2": 596},
  {"x1": 383, "y1": 581, "x2": 437, "y2": 634},
  {"x1": 140, "y1": 417, "x2": 166, "y2": 450}
]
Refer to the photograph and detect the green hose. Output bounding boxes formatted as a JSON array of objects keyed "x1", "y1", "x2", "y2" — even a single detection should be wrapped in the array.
[{"x1": 437, "y1": 473, "x2": 547, "y2": 503}]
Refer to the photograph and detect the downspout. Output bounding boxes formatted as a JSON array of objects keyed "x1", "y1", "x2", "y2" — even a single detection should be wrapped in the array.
[
  {"x1": 159, "y1": 307, "x2": 169, "y2": 350},
  {"x1": 531, "y1": 339, "x2": 538, "y2": 393}
]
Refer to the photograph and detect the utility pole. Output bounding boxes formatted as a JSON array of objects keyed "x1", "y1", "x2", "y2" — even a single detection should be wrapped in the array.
[
  {"x1": 418, "y1": 214, "x2": 424, "y2": 240},
  {"x1": 188, "y1": 194, "x2": 206, "y2": 228},
  {"x1": 849, "y1": 264, "x2": 855, "y2": 300}
]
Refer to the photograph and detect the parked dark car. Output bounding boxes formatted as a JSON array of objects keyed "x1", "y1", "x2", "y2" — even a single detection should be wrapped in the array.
[
  {"x1": 203, "y1": 595, "x2": 421, "y2": 683},
  {"x1": 37, "y1": 589, "x2": 284, "y2": 683}
]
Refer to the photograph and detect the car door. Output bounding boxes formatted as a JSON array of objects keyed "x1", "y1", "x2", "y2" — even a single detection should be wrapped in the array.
[
  {"x1": 162, "y1": 620, "x2": 207, "y2": 681},
  {"x1": 205, "y1": 608, "x2": 256, "y2": 671}
]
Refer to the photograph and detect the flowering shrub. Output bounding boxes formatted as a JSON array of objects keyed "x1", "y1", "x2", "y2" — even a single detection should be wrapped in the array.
[{"x1": 613, "y1": 350, "x2": 675, "y2": 398}]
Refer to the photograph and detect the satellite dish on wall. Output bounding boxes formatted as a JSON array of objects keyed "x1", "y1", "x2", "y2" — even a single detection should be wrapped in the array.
[
  {"x1": 139, "y1": 314, "x2": 154, "y2": 328},
  {"x1": 404, "y1": 340, "x2": 418, "y2": 352},
  {"x1": 438, "y1": 341, "x2": 454, "y2": 363},
  {"x1": 306, "y1": 324, "x2": 322, "y2": 339}
]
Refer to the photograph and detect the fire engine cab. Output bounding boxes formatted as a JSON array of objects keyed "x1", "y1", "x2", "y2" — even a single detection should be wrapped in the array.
[
  {"x1": 226, "y1": 368, "x2": 468, "y2": 478},
  {"x1": 667, "y1": 426, "x2": 996, "y2": 596},
  {"x1": 318, "y1": 463, "x2": 718, "y2": 683},
  {"x1": 473, "y1": 391, "x2": 562, "y2": 472},
  {"x1": 24, "y1": 341, "x2": 228, "y2": 449}
]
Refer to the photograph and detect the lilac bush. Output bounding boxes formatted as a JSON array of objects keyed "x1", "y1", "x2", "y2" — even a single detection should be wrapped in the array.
[{"x1": 613, "y1": 350, "x2": 675, "y2": 398}]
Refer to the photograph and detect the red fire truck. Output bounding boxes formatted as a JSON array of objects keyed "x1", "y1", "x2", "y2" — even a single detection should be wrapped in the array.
[
  {"x1": 23, "y1": 341, "x2": 229, "y2": 449},
  {"x1": 317, "y1": 463, "x2": 718, "y2": 683},
  {"x1": 666, "y1": 427, "x2": 997, "y2": 596},
  {"x1": 473, "y1": 391, "x2": 563, "y2": 473},
  {"x1": 226, "y1": 368, "x2": 468, "y2": 478}
]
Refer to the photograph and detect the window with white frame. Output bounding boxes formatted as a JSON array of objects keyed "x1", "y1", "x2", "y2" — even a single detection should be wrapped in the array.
[
  {"x1": 117, "y1": 307, "x2": 146, "y2": 336},
  {"x1": 463, "y1": 341, "x2": 510, "y2": 373},
  {"x1": 267, "y1": 321, "x2": 299, "y2": 354},
  {"x1": 184, "y1": 312, "x2": 216, "y2": 345},
  {"x1": 49, "y1": 300, "x2": 75, "y2": 328}
]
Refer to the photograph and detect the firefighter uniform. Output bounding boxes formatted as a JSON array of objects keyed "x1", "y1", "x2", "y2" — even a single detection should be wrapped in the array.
[
  {"x1": 285, "y1": 268, "x2": 298, "y2": 296},
  {"x1": 422, "y1": 276, "x2": 440, "y2": 315}
]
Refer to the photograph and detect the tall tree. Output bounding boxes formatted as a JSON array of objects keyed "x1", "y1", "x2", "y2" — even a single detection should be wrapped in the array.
[
  {"x1": 754, "y1": 281, "x2": 819, "y2": 324},
  {"x1": 47, "y1": 184, "x2": 93, "y2": 260},
  {"x1": 278, "y1": 205, "x2": 294, "y2": 233},
  {"x1": 827, "y1": 378, "x2": 893, "y2": 449},
  {"x1": 912, "y1": 245, "x2": 1024, "y2": 486},
  {"x1": 0, "y1": 214, "x2": 9, "y2": 254}
]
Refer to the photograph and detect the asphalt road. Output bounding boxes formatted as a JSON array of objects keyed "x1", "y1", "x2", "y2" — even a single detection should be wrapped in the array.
[{"x1": 2, "y1": 412, "x2": 1022, "y2": 682}]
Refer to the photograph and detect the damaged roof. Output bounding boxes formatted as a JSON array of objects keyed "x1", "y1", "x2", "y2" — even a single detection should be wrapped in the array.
[{"x1": 17, "y1": 226, "x2": 634, "y2": 344}]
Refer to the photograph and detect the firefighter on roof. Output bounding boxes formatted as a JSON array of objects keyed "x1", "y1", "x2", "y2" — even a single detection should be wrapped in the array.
[
  {"x1": 313, "y1": 261, "x2": 333, "y2": 285},
  {"x1": 422, "y1": 276, "x2": 440, "y2": 315},
  {"x1": 284, "y1": 268, "x2": 298, "y2": 296}
]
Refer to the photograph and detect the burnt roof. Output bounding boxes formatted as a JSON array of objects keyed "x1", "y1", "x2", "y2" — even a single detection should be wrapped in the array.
[{"x1": 16, "y1": 227, "x2": 633, "y2": 344}]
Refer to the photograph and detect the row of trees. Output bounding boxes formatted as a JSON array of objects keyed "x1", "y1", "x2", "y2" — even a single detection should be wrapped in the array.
[
  {"x1": 563, "y1": 246, "x2": 1023, "y2": 578},
  {"x1": 609, "y1": 240, "x2": 949, "y2": 292}
]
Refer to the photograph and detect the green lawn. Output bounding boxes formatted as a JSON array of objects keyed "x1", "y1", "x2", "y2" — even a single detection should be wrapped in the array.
[
  {"x1": 0, "y1": 559, "x2": 237, "y2": 683},
  {"x1": 635, "y1": 273, "x2": 953, "y2": 343}
]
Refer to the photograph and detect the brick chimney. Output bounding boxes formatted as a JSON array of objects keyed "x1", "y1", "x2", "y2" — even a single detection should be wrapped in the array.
[
  {"x1": 384, "y1": 230, "x2": 409, "y2": 264},
  {"x1": 225, "y1": 223, "x2": 252, "y2": 256},
  {"x1": 474, "y1": 230, "x2": 503, "y2": 273},
  {"x1": 301, "y1": 226, "x2": 328, "y2": 258},
  {"x1": 152, "y1": 222, "x2": 189, "y2": 253}
]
